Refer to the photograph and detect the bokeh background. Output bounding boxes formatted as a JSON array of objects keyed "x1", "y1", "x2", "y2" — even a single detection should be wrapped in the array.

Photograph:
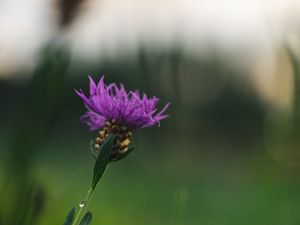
[{"x1": 1, "y1": 0, "x2": 300, "y2": 225}]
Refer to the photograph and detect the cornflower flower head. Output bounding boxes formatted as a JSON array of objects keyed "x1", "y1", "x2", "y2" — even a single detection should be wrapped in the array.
[{"x1": 76, "y1": 75, "x2": 169, "y2": 160}]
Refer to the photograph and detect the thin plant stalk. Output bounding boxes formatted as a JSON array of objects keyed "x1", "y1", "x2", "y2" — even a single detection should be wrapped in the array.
[
  {"x1": 70, "y1": 135, "x2": 115, "y2": 225},
  {"x1": 72, "y1": 187, "x2": 95, "y2": 225}
]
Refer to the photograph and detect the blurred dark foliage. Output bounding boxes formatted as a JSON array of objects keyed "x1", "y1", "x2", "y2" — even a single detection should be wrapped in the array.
[
  {"x1": 11, "y1": 46, "x2": 69, "y2": 171},
  {"x1": 57, "y1": 0, "x2": 87, "y2": 26},
  {"x1": 0, "y1": 46, "x2": 70, "y2": 225}
]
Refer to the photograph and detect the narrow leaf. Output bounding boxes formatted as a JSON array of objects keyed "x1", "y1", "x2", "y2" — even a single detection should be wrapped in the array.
[
  {"x1": 79, "y1": 212, "x2": 92, "y2": 225},
  {"x1": 91, "y1": 135, "x2": 115, "y2": 189},
  {"x1": 63, "y1": 207, "x2": 75, "y2": 225},
  {"x1": 111, "y1": 147, "x2": 135, "y2": 162}
]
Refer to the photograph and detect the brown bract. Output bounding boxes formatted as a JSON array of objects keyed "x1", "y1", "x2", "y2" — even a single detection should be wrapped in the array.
[{"x1": 94, "y1": 119, "x2": 132, "y2": 161}]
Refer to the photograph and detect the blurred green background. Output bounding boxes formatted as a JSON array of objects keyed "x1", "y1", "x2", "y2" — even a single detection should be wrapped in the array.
[{"x1": 1, "y1": 1, "x2": 300, "y2": 225}]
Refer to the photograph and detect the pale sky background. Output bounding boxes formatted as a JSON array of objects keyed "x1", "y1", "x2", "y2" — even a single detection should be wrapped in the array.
[{"x1": 0, "y1": 0, "x2": 300, "y2": 78}]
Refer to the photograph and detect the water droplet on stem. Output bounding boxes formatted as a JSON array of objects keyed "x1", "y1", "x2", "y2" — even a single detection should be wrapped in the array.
[{"x1": 79, "y1": 201, "x2": 85, "y2": 208}]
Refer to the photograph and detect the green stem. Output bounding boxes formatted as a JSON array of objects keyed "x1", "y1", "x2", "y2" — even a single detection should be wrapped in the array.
[
  {"x1": 72, "y1": 187, "x2": 95, "y2": 225},
  {"x1": 70, "y1": 135, "x2": 114, "y2": 225}
]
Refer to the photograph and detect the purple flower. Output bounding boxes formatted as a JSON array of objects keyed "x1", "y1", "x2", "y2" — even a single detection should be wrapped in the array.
[{"x1": 76, "y1": 75, "x2": 169, "y2": 131}]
